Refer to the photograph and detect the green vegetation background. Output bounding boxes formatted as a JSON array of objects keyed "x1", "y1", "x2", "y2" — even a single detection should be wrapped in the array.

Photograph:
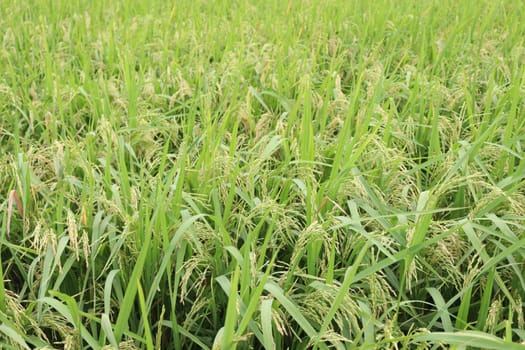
[{"x1": 0, "y1": 0, "x2": 524, "y2": 349}]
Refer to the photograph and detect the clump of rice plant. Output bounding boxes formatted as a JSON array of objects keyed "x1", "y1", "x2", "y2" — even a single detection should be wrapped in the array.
[{"x1": 1, "y1": 0, "x2": 524, "y2": 349}]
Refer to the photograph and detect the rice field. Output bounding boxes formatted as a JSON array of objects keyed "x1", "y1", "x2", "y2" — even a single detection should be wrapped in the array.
[{"x1": 1, "y1": 0, "x2": 525, "y2": 349}]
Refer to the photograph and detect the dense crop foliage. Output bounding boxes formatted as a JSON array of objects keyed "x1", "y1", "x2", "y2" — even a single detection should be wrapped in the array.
[{"x1": 1, "y1": 0, "x2": 524, "y2": 348}]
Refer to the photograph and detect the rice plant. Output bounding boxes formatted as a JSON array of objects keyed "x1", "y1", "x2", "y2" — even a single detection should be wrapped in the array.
[{"x1": 0, "y1": 0, "x2": 524, "y2": 349}]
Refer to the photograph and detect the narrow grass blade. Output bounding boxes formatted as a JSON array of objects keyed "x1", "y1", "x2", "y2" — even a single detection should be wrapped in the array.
[
  {"x1": 0, "y1": 323, "x2": 30, "y2": 350},
  {"x1": 415, "y1": 331, "x2": 525, "y2": 350},
  {"x1": 261, "y1": 298, "x2": 275, "y2": 350}
]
